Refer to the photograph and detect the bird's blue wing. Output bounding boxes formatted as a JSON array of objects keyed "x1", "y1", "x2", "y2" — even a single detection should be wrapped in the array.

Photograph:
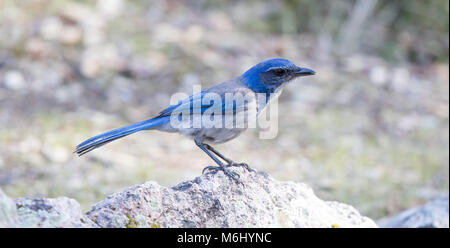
[
  {"x1": 156, "y1": 91, "x2": 211, "y2": 117},
  {"x1": 156, "y1": 90, "x2": 252, "y2": 118}
]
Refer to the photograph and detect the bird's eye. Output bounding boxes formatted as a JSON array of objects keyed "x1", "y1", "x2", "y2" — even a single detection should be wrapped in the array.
[{"x1": 273, "y1": 68, "x2": 287, "y2": 77}]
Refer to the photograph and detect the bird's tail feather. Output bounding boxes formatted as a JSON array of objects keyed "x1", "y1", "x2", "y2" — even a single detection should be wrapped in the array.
[{"x1": 75, "y1": 117, "x2": 166, "y2": 156}]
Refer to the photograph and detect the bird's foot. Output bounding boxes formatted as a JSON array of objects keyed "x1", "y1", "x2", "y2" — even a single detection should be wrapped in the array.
[
  {"x1": 202, "y1": 165, "x2": 243, "y2": 185},
  {"x1": 226, "y1": 162, "x2": 256, "y2": 173}
]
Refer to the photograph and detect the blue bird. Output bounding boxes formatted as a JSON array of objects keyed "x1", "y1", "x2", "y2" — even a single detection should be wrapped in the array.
[{"x1": 75, "y1": 58, "x2": 315, "y2": 183}]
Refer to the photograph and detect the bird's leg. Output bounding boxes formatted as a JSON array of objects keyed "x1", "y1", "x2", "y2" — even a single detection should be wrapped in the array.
[
  {"x1": 194, "y1": 140, "x2": 242, "y2": 184},
  {"x1": 202, "y1": 144, "x2": 232, "y2": 163},
  {"x1": 203, "y1": 143, "x2": 255, "y2": 173}
]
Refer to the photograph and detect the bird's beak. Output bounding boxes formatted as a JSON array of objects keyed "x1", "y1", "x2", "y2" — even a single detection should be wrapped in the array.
[{"x1": 293, "y1": 67, "x2": 315, "y2": 77}]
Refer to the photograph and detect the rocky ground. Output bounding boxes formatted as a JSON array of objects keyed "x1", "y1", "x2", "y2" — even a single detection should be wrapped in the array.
[
  {"x1": 1, "y1": 167, "x2": 378, "y2": 228},
  {"x1": 378, "y1": 195, "x2": 449, "y2": 228}
]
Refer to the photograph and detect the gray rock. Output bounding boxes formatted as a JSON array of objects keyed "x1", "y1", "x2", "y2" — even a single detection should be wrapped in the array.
[
  {"x1": 0, "y1": 168, "x2": 378, "y2": 228},
  {"x1": 0, "y1": 188, "x2": 19, "y2": 227},
  {"x1": 378, "y1": 196, "x2": 449, "y2": 228},
  {"x1": 2, "y1": 70, "x2": 26, "y2": 90},
  {"x1": 87, "y1": 168, "x2": 377, "y2": 228},
  {"x1": 15, "y1": 197, "x2": 98, "y2": 228}
]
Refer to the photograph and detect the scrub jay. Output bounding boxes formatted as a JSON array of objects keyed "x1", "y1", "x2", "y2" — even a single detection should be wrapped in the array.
[{"x1": 75, "y1": 58, "x2": 315, "y2": 183}]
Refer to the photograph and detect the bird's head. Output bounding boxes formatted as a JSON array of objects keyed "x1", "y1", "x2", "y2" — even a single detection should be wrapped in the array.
[{"x1": 241, "y1": 58, "x2": 315, "y2": 93}]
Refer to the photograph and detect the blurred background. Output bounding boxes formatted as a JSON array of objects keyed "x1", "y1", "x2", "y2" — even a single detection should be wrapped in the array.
[{"x1": 0, "y1": 0, "x2": 448, "y2": 220}]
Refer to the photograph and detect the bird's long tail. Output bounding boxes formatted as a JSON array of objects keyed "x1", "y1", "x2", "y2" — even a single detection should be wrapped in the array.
[{"x1": 74, "y1": 117, "x2": 167, "y2": 156}]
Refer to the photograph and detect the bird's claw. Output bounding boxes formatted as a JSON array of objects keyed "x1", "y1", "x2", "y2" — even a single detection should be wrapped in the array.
[
  {"x1": 202, "y1": 165, "x2": 219, "y2": 175},
  {"x1": 202, "y1": 165, "x2": 243, "y2": 185}
]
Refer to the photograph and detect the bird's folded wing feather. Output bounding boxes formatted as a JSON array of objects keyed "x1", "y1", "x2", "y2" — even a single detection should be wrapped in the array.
[{"x1": 155, "y1": 89, "x2": 254, "y2": 118}]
